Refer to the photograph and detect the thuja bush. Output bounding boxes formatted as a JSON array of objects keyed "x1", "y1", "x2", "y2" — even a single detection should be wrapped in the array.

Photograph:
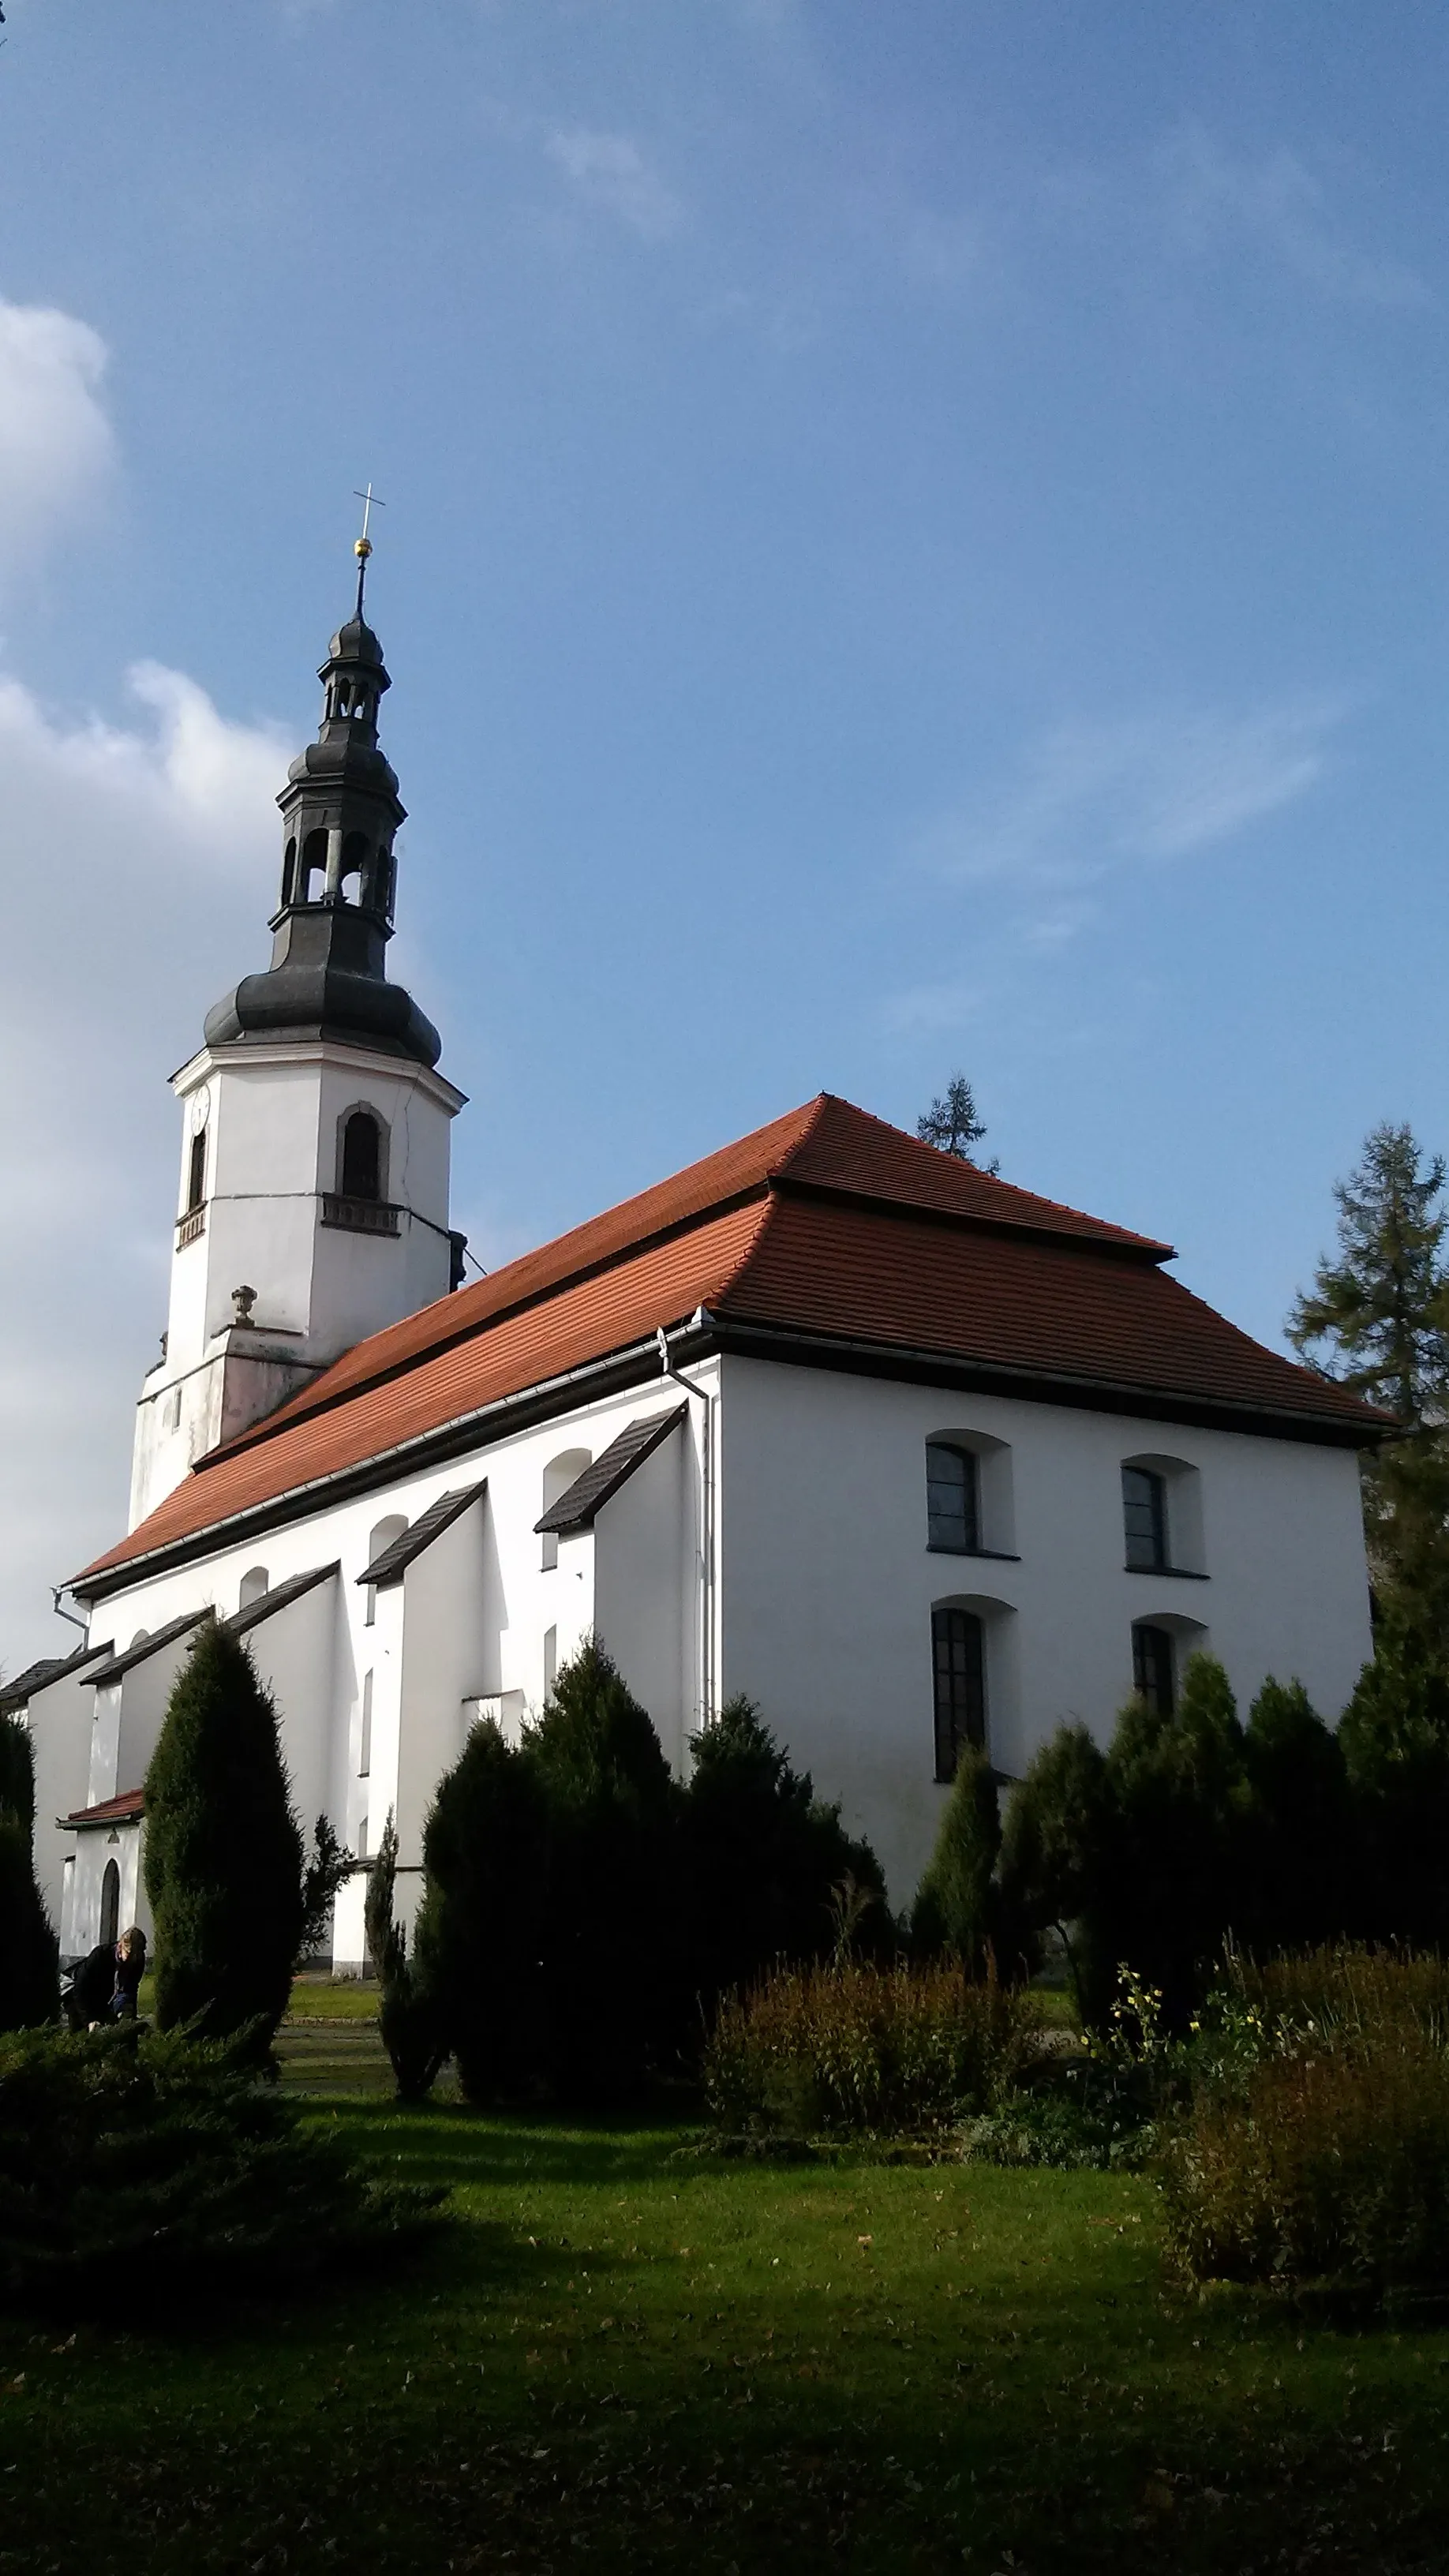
[
  {"x1": 0, "y1": 1715, "x2": 57, "y2": 2032},
  {"x1": 365, "y1": 1810, "x2": 446, "y2": 2104},
  {"x1": 997, "y1": 1654, "x2": 1366, "y2": 2029},
  {"x1": 703, "y1": 1956, "x2": 1044, "y2": 2138},
  {"x1": 680, "y1": 1694, "x2": 887, "y2": 2010},
  {"x1": 1160, "y1": 1946, "x2": 1449, "y2": 2299},
  {"x1": 911, "y1": 1745, "x2": 1005, "y2": 1974},
  {"x1": 144, "y1": 1618, "x2": 346, "y2": 2057},
  {"x1": 0, "y1": 2021, "x2": 440, "y2": 2314}
]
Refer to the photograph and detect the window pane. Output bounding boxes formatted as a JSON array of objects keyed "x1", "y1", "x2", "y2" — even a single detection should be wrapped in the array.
[
  {"x1": 927, "y1": 1443, "x2": 980, "y2": 1552},
  {"x1": 932, "y1": 1605, "x2": 986, "y2": 1780},
  {"x1": 343, "y1": 1113, "x2": 381, "y2": 1202},
  {"x1": 1132, "y1": 1622, "x2": 1175, "y2": 1717},
  {"x1": 1122, "y1": 1466, "x2": 1166, "y2": 1571}
]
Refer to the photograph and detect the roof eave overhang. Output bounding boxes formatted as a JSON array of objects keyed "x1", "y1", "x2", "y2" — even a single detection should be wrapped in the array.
[
  {"x1": 70, "y1": 1327, "x2": 717, "y2": 1603},
  {"x1": 70, "y1": 1306, "x2": 1379, "y2": 1607},
  {"x1": 706, "y1": 1316, "x2": 1387, "y2": 1449}
]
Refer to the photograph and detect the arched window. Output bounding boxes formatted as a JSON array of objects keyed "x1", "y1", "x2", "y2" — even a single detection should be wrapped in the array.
[
  {"x1": 281, "y1": 836, "x2": 298, "y2": 906},
  {"x1": 238, "y1": 1567, "x2": 269, "y2": 1610},
  {"x1": 927, "y1": 1442, "x2": 979, "y2": 1554},
  {"x1": 931, "y1": 1605, "x2": 986, "y2": 1780},
  {"x1": 186, "y1": 1131, "x2": 206, "y2": 1213},
  {"x1": 339, "y1": 830, "x2": 368, "y2": 905},
  {"x1": 99, "y1": 1859, "x2": 120, "y2": 1949},
  {"x1": 540, "y1": 1449, "x2": 591, "y2": 1571},
  {"x1": 342, "y1": 1111, "x2": 382, "y2": 1203},
  {"x1": 301, "y1": 827, "x2": 328, "y2": 903},
  {"x1": 1132, "y1": 1621, "x2": 1175, "y2": 1717},
  {"x1": 1122, "y1": 1466, "x2": 1167, "y2": 1572}
]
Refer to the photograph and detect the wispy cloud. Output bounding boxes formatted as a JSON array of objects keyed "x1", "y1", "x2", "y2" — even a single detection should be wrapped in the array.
[
  {"x1": 546, "y1": 127, "x2": 683, "y2": 242},
  {"x1": 919, "y1": 696, "x2": 1342, "y2": 896},
  {"x1": 882, "y1": 978, "x2": 987, "y2": 1037},
  {"x1": 1155, "y1": 127, "x2": 1430, "y2": 311},
  {"x1": 0, "y1": 299, "x2": 115, "y2": 582}
]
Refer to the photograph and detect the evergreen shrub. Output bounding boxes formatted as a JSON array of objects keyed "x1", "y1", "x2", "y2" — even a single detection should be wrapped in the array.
[
  {"x1": 702, "y1": 1956, "x2": 1043, "y2": 2137},
  {"x1": 413, "y1": 1714, "x2": 549, "y2": 2104},
  {"x1": 911, "y1": 1745, "x2": 1002, "y2": 1972},
  {"x1": 1161, "y1": 1949, "x2": 1449, "y2": 2299},
  {"x1": 144, "y1": 1618, "x2": 304, "y2": 2052},
  {"x1": 0, "y1": 2020, "x2": 440, "y2": 2313},
  {"x1": 0, "y1": 1716, "x2": 57, "y2": 2031},
  {"x1": 365, "y1": 1810, "x2": 446, "y2": 2103},
  {"x1": 680, "y1": 1694, "x2": 886, "y2": 2011}
]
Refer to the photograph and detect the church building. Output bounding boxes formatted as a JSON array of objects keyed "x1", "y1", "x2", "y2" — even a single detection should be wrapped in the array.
[{"x1": 13, "y1": 575, "x2": 1383, "y2": 1968}]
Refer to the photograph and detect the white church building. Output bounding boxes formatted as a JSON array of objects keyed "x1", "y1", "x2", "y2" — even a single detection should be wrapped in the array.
[{"x1": 10, "y1": 585, "x2": 1382, "y2": 1969}]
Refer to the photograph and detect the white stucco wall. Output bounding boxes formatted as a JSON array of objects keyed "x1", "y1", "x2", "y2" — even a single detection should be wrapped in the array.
[
  {"x1": 593, "y1": 1417, "x2": 693, "y2": 1775},
  {"x1": 715, "y1": 1356, "x2": 1373, "y2": 1908}
]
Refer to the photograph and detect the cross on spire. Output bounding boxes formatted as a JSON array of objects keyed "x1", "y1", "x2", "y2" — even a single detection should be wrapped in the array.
[{"x1": 351, "y1": 482, "x2": 386, "y2": 616}]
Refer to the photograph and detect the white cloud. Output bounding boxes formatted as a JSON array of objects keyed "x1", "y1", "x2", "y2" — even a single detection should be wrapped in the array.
[
  {"x1": 0, "y1": 299, "x2": 115, "y2": 579},
  {"x1": 1156, "y1": 128, "x2": 1430, "y2": 311},
  {"x1": 546, "y1": 126, "x2": 683, "y2": 241},
  {"x1": 0, "y1": 668, "x2": 287, "y2": 1664},
  {"x1": 919, "y1": 696, "x2": 1340, "y2": 894}
]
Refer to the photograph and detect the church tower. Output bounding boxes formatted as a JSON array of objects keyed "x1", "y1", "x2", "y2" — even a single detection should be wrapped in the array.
[{"x1": 129, "y1": 543, "x2": 466, "y2": 1530}]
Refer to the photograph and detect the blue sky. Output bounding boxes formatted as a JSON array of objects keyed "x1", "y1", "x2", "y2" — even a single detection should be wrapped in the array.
[{"x1": 2, "y1": 0, "x2": 1447, "y2": 1656}]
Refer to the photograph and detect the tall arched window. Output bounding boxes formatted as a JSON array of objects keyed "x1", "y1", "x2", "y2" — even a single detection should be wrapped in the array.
[
  {"x1": 238, "y1": 1567, "x2": 269, "y2": 1610},
  {"x1": 342, "y1": 1111, "x2": 382, "y2": 1203},
  {"x1": 281, "y1": 836, "x2": 298, "y2": 906},
  {"x1": 339, "y1": 830, "x2": 368, "y2": 905},
  {"x1": 186, "y1": 1131, "x2": 206, "y2": 1212},
  {"x1": 364, "y1": 1514, "x2": 406, "y2": 1627},
  {"x1": 1132, "y1": 1621, "x2": 1175, "y2": 1717},
  {"x1": 99, "y1": 1858, "x2": 121, "y2": 1949},
  {"x1": 931, "y1": 1605, "x2": 986, "y2": 1780},
  {"x1": 301, "y1": 827, "x2": 328, "y2": 902}
]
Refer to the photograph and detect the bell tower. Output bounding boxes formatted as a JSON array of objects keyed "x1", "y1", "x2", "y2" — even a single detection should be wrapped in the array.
[{"x1": 129, "y1": 525, "x2": 467, "y2": 1530}]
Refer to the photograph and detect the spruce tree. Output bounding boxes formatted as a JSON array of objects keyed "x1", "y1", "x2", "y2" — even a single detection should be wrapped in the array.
[
  {"x1": 911, "y1": 1745, "x2": 1002, "y2": 1971},
  {"x1": 0, "y1": 1717, "x2": 57, "y2": 2030},
  {"x1": 1338, "y1": 1614, "x2": 1449, "y2": 1949},
  {"x1": 143, "y1": 1617, "x2": 304, "y2": 2050},
  {"x1": 916, "y1": 1074, "x2": 998, "y2": 1170},
  {"x1": 1289, "y1": 1123, "x2": 1449, "y2": 1639}
]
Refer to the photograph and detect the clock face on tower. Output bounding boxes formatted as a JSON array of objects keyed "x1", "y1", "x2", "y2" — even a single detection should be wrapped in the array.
[{"x1": 189, "y1": 1085, "x2": 211, "y2": 1136}]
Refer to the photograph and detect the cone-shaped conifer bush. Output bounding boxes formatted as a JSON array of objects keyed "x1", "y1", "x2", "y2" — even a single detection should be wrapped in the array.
[
  {"x1": 0, "y1": 1818, "x2": 59, "y2": 2031},
  {"x1": 0, "y1": 1713, "x2": 36, "y2": 1836},
  {"x1": 998, "y1": 1721, "x2": 1112, "y2": 2018},
  {"x1": 522, "y1": 1639, "x2": 678, "y2": 2103},
  {"x1": 412, "y1": 1717, "x2": 549, "y2": 2102},
  {"x1": 1242, "y1": 1676, "x2": 1351, "y2": 1951},
  {"x1": 1339, "y1": 1615, "x2": 1449, "y2": 1949},
  {"x1": 144, "y1": 1617, "x2": 303, "y2": 2050},
  {"x1": 680, "y1": 1695, "x2": 886, "y2": 2012},
  {"x1": 365, "y1": 1809, "x2": 446, "y2": 2103},
  {"x1": 911, "y1": 1744, "x2": 1002, "y2": 1972}
]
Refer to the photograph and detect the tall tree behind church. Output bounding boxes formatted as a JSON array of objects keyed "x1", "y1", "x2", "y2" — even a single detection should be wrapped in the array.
[
  {"x1": 917, "y1": 1075, "x2": 998, "y2": 1174},
  {"x1": 1289, "y1": 1123, "x2": 1449, "y2": 1646}
]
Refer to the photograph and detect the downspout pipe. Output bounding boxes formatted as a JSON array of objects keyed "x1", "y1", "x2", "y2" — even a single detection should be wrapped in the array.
[{"x1": 657, "y1": 1320, "x2": 713, "y2": 1735}]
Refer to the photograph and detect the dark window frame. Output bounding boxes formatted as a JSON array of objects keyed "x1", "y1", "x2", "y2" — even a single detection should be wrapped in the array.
[
  {"x1": 185, "y1": 1130, "x2": 206, "y2": 1213},
  {"x1": 340, "y1": 1110, "x2": 383, "y2": 1204},
  {"x1": 932, "y1": 1604, "x2": 987, "y2": 1780},
  {"x1": 1132, "y1": 1620, "x2": 1176, "y2": 1717},
  {"x1": 927, "y1": 1440, "x2": 982, "y2": 1556},
  {"x1": 1122, "y1": 1464, "x2": 1168, "y2": 1572}
]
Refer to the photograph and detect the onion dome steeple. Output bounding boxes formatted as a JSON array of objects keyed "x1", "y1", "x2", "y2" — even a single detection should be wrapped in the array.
[{"x1": 204, "y1": 511, "x2": 441, "y2": 1068}]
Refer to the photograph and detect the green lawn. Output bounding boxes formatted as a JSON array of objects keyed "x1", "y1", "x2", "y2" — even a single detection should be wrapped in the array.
[{"x1": 3, "y1": 2070, "x2": 1447, "y2": 2574}]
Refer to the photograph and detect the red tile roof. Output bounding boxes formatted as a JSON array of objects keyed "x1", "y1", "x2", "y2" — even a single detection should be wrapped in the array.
[
  {"x1": 64, "y1": 1788, "x2": 144, "y2": 1829},
  {"x1": 75, "y1": 1094, "x2": 1380, "y2": 1590}
]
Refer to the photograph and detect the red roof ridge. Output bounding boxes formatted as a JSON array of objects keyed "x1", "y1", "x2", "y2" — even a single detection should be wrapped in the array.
[
  {"x1": 194, "y1": 1095, "x2": 833, "y2": 1472},
  {"x1": 198, "y1": 1094, "x2": 1174, "y2": 1476}
]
